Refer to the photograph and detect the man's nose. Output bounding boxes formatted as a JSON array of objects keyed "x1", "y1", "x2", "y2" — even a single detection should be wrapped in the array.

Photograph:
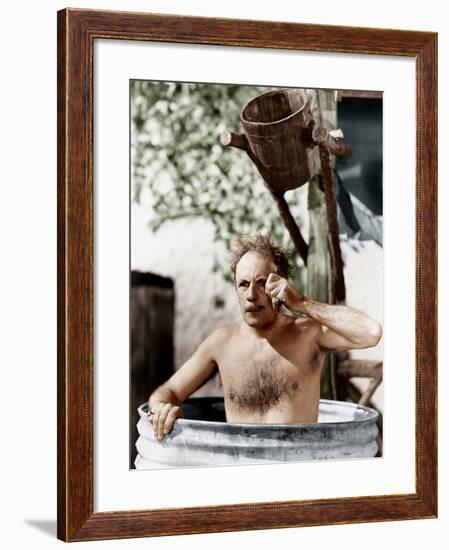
[{"x1": 247, "y1": 284, "x2": 257, "y2": 301}]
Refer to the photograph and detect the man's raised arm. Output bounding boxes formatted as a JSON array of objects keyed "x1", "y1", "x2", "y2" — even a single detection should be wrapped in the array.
[
  {"x1": 265, "y1": 273, "x2": 382, "y2": 352},
  {"x1": 148, "y1": 330, "x2": 220, "y2": 440},
  {"x1": 298, "y1": 299, "x2": 382, "y2": 351}
]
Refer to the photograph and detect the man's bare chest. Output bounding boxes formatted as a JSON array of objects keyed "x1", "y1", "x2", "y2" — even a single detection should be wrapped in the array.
[{"x1": 218, "y1": 339, "x2": 319, "y2": 414}]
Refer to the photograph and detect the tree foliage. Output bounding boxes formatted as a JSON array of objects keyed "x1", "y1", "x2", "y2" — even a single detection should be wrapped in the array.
[{"x1": 131, "y1": 80, "x2": 306, "y2": 284}]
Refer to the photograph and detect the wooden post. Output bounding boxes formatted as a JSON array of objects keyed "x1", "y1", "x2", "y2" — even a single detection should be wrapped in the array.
[
  {"x1": 306, "y1": 89, "x2": 340, "y2": 399},
  {"x1": 319, "y1": 145, "x2": 346, "y2": 303}
]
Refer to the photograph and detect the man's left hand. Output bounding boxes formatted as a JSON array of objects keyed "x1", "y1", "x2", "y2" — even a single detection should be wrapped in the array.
[{"x1": 265, "y1": 273, "x2": 306, "y2": 312}]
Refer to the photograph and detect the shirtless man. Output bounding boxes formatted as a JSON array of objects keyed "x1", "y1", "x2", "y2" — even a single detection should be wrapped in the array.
[{"x1": 148, "y1": 234, "x2": 382, "y2": 440}]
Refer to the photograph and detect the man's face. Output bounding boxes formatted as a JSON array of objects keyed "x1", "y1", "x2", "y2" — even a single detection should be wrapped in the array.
[{"x1": 235, "y1": 251, "x2": 279, "y2": 329}]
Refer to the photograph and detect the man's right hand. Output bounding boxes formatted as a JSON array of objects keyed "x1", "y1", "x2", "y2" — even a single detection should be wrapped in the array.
[{"x1": 147, "y1": 402, "x2": 184, "y2": 441}]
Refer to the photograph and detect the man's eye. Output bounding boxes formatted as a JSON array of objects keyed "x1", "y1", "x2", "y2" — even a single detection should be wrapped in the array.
[{"x1": 239, "y1": 282, "x2": 249, "y2": 288}]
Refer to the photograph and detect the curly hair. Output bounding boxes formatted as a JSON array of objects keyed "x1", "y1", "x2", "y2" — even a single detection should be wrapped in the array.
[{"x1": 228, "y1": 234, "x2": 292, "y2": 280}]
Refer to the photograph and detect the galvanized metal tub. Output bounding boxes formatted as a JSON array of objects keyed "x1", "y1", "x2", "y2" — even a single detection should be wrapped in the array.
[{"x1": 135, "y1": 398, "x2": 378, "y2": 469}]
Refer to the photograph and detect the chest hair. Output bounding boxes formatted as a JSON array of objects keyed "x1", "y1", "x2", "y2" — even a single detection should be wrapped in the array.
[{"x1": 227, "y1": 354, "x2": 299, "y2": 414}]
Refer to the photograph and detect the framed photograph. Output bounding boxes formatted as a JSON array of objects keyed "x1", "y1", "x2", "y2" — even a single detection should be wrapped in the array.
[
  {"x1": 129, "y1": 80, "x2": 384, "y2": 472},
  {"x1": 57, "y1": 8, "x2": 437, "y2": 542}
]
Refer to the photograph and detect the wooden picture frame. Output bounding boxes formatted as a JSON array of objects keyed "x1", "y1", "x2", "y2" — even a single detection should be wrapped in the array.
[{"x1": 57, "y1": 8, "x2": 437, "y2": 542}]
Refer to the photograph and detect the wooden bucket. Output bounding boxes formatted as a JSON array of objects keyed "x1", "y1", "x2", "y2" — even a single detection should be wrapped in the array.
[{"x1": 241, "y1": 89, "x2": 315, "y2": 193}]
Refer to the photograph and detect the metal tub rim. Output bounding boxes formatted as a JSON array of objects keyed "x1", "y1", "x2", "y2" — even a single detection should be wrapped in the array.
[{"x1": 138, "y1": 399, "x2": 378, "y2": 431}]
